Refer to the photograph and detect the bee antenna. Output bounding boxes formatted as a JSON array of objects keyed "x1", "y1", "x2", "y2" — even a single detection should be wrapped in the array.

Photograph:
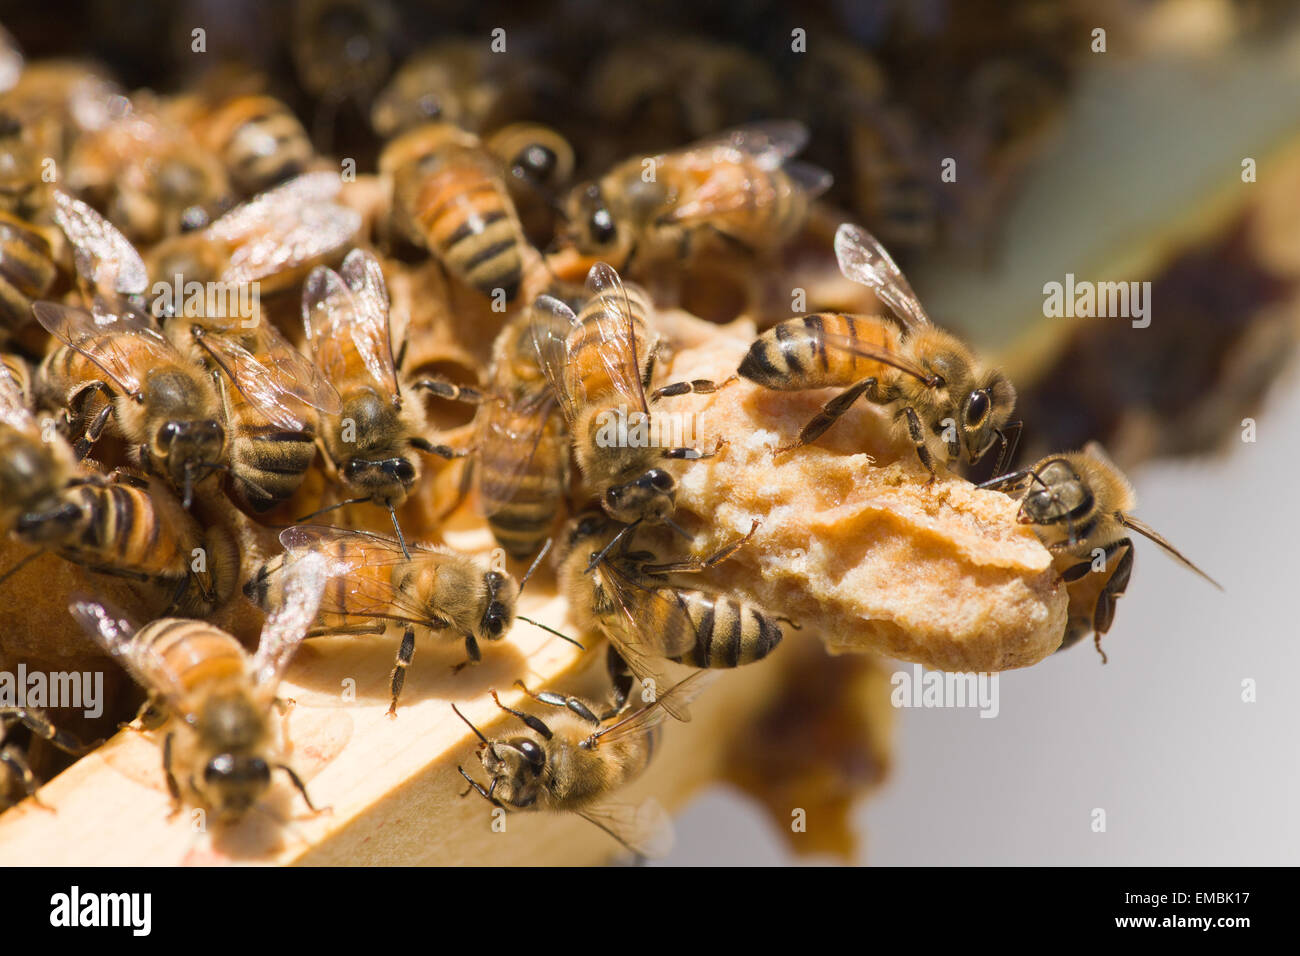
[
  {"x1": 294, "y1": 496, "x2": 370, "y2": 523},
  {"x1": 1116, "y1": 514, "x2": 1224, "y2": 591},
  {"x1": 388, "y1": 503, "x2": 411, "y2": 561},
  {"x1": 518, "y1": 538, "x2": 553, "y2": 594},
  {"x1": 517, "y1": 615, "x2": 584, "y2": 650},
  {"x1": 584, "y1": 519, "x2": 640, "y2": 574},
  {"x1": 663, "y1": 517, "x2": 693, "y2": 542},
  {"x1": 450, "y1": 704, "x2": 489, "y2": 743}
]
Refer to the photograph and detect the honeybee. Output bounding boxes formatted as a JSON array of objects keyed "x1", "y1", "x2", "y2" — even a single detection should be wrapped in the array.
[
  {"x1": 301, "y1": 248, "x2": 463, "y2": 537},
  {"x1": 979, "y1": 442, "x2": 1221, "y2": 661},
  {"x1": 380, "y1": 122, "x2": 529, "y2": 301},
  {"x1": 247, "y1": 525, "x2": 519, "y2": 715},
  {"x1": 68, "y1": 550, "x2": 335, "y2": 821},
  {"x1": 166, "y1": 310, "x2": 341, "y2": 513},
  {"x1": 145, "y1": 170, "x2": 361, "y2": 297},
  {"x1": 484, "y1": 123, "x2": 574, "y2": 248},
  {"x1": 0, "y1": 210, "x2": 58, "y2": 333},
  {"x1": 454, "y1": 671, "x2": 709, "y2": 857},
  {"x1": 533, "y1": 262, "x2": 726, "y2": 536},
  {"x1": 184, "y1": 93, "x2": 315, "y2": 198},
  {"x1": 557, "y1": 511, "x2": 789, "y2": 719},
  {"x1": 738, "y1": 222, "x2": 1019, "y2": 477},
  {"x1": 1, "y1": 706, "x2": 94, "y2": 811},
  {"x1": 565, "y1": 121, "x2": 831, "y2": 271},
  {"x1": 67, "y1": 93, "x2": 232, "y2": 242}
]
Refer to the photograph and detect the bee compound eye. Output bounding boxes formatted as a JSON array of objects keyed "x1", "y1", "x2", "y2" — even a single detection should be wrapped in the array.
[
  {"x1": 517, "y1": 739, "x2": 545, "y2": 768},
  {"x1": 648, "y1": 469, "x2": 673, "y2": 492},
  {"x1": 966, "y1": 390, "x2": 991, "y2": 425}
]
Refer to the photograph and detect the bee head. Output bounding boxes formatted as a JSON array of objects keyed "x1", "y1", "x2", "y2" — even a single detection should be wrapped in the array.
[
  {"x1": 155, "y1": 419, "x2": 225, "y2": 500},
  {"x1": 568, "y1": 182, "x2": 620, "y2": 254},
  {"x1": 203, "y1": 753, "x2": 272, "y2": 820},
  {"x1": 480, "y1": 737, "x2": 546, "y2": 807},
  {"x1": 477, "y1": 569, "x2": 517, "y2": 642},
  {"x1": 603, "y1": 468, "x2": 674, "y2": 524},
  {"x1": 341, "y1": 455, "x2": 417, "y2": 506}
]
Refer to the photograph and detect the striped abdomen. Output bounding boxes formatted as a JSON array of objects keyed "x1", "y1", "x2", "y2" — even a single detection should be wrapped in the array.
[
  {"x1": 0, "y1": 212, "x2": 55, "y2": 330},
  {"x1": 657, "y1": 588, "x2": 784, "y2": 668},
  {"x1": 738, "y1": 312, "x2": 901, "y2": 391},
  {"x1": 208, "y1": 95, "x2": 313, "y2": 196},
  {"x1": 675, "y1": 158, "x2": 808, "y2": 245},
  {"x1": 47, "y1": 482, "x2": 197, "y2": 580},
  {"x1": 566, "y1": 283, "x2": 655, "y2": 406},
  {"x1": 409, "y1": 148, "x2": 524, "y2": 300},
  {"x1": 480, "y1": 409, "x2": 569, "y2": 560},
  {"x1": 132, "y1": 618, "x2": 248, "y2": 699},
  {"x1": 223, "y1": 387, "x2": 316, "y2": 512}
]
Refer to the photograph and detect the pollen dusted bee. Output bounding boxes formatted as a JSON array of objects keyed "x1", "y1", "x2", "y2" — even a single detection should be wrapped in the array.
[
  {"x1": 738, "y1": 222, "x2": 1019, "y2": 477},
  {"x1": 301, "y1": 247, "x2": 465, "y2": 538},
  {"x1": 68, "y1": 551, "x2": 335, "y2": 822},
  {"x1": 533, "y1": 261, "x2": 728, "y2": 536},
  {"x1": 980, "y1": 442, "x2": 1221, "y2": 661},
  {"x1": 556, "y1": 511, "x2": 789, "y2": 719},
  {"x1": 247, "y1": 525, "x2": 519, "y2": 715},
  {"x1": 454, "y1": 671, "x2": 709, "y2": 857},
  {"x1": 380, "y1": 121, "x2": 529, "y2": 301},
  {"x1": 565, "y1": 121, "x2": 830, "y2": 271}
]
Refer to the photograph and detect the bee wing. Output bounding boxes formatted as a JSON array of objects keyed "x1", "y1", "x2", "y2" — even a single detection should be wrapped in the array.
[
  {"x1": 592, "y1": 671, "x2": 712, "y2": 745},
  {"x1": 834, "y1": 222, "x2": 932, "y2": 330},
  {"x1": 783, "y1": 160, "x2": 833, "y2": 200},
  {"x1": 576, "y1": 798, "x2": 674, "y2": 860},
  {"x1": 194, "y1": 326, "x2": 340, "y2": 431},
  {"x1": 213, "y1": 172, "x2": 360, "y2": 283},
  {"x1": 249, "y1": 551, "x2": 340, "y2": 696},
  {"x1": 52, "y1": 190, "x2": 149, "y2": 296},
  {"x1": 339, "y1": 249, "x2": 401, "y2": 399},
  {"x1": 691, "y1": 120, "x2": 810, "y2": 168},
  {"x1": 475, "y1": 390, "x2": 559, "y2": 517},
  {"x1": 815, "y1": 329, "x2": 936, "y2": 384},
  {"x1": 0, "y1": 360, "x2": 36, "y2": 431},
  {"x1": 531, "y1": 293, "x2": 582, "y2": 421},
  {"x1": 33, "y1": 301, "x2": 175, "y2": 397},
  {"x1": 66, "y1": 597, "x2": 193, "y2": 714},
  {"x1": 585, "y1": 262, "x2": 650, "y2": 416}
]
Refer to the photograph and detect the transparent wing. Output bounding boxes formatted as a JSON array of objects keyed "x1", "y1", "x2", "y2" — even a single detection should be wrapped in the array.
[
  {"x1": 689, "y1": 120, "x2": 810, "y2": 169},
  {"x1": 52, "y1": 190, "x2": 148, "y2": 296},
  {"x1": 194, "y1": 326, "x2": 340, "y2": 431},
  {"x1": 834, "y1": 222, "x2": 931, "y2": 330},
  {"x1": 531, "y1": 293, "x2": 581, "y2": 422},
  {"x1": 783, "y1": 160, "x2": 833, "y2": 199},
  {"x1": 593, "y1": 671, "x2": 712, "y2": 746},
  {"x1": 32, "y1": 301, "x2": 176, "y2": 397},
  {"x1": 585, "y1": 262, "x2": 649, "y2": 416},
  {"x1": 339, "y1": 249, "x2": 400, "y2": 398},
  {"x1": 475, "y1": 390, "x2": 559, "y2": 517},
  {"x1": 815, "y1": 329, "x2": 937, "y2": 384},
  {"x1": 65, "y1": 596, "x2": 161, "y2": 695},
  {"x1": 577, "y1": 799, "x2": 674, "y2": 859},
  {"x1": 0, "y1": 359, "x2": 36, "y2": 431},
  {"x1": 249, "y1": 551, "x2": 340, "y2": 695}
]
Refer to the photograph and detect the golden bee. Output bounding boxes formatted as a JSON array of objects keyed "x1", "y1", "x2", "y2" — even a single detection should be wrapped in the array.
[
  {"x1": 565, "y1": 121, "x2": 830, "y2": 272},
  {"x1": 556, "y1": 511, "x2": 789, "y2": 716},
  {"x1": 0, "y1": 210, "x2": 58, "y2": 335},
  {"x1": 484, "y1": 123, "x2": 574, "y2": 248},
  {"x1": 738, "y1": 222, "x2": 1019, "y2": 477},
  {"x1": 68, "y1": 551, "x2": 332, "y2": 822},
  {"x1": 533, "y1": 261, "x2": 726, "y2": 536},
  {"x1": 247, "y1": 525, "x2": 519, "y2": 715},
  {"x1": 453, "y1": 671, "x2": 708, "y2": 857},
  {"x1": 979, "y1": 442, "x2": 1221, "y2": 660},
  {"x1": 301, "y1": 247, "x2": 465, "y2": 537},
  {"x1": 183, "y1": 92, "x2": 315, "y2": 198},
  {"x1": 380, "y1": 121, "x2": 529, "y2": 301},
  {"x1": 0, "y1": 706, "x2": 94, "y2": 811}
]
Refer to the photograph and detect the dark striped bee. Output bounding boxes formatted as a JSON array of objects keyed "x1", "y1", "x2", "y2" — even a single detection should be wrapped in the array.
[
  {"x1": 248, "y1": 525, "x2": 520, "y2": 715},
  {"x1": 980, "y1": 442, "x2": 1221, "y2": 661},
  {"x1": 565, "y1": 121, "x2": 830, "y2": 272},
  {"x1": 454, "y1": 671, "x2": 709, "y2": 858},
  {"x1": 380, "y1": 122, "x2": 528, "y2": 301},
  {"x1": 533, "y1": 261, "x2": 727, "y2": 541},
  {"x1": 738, "y1": 223, "x2": 1019, "y2": 477},
  {"x1": 556, "y1": 511, "x2": 789, "y2": 720},
  {"x1": 68, "y1": 550, "x2": 334, "y2": 822}
]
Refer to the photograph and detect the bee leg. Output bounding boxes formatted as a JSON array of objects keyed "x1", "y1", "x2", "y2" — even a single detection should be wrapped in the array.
[
  {"x1": 775, "y1": 377, "x2": 879, "y2": 456},
  {"x1": 411, "y1": 378, "x2": 487, "y2": 405},
  {"x1": 900, "y1": 405, "x2": 938, "y2": 481},
  {"x1": 121, "y1": 696, "x2": 167, "y2": 734},
  {"x1": 599, "y1": 646, "x2": 636, "y2": 720},
  {"x1": 489, "y1": 690, "x2": 555, "y2": 737},
  {"x1": 662, "y1": 435, "x2": 728, "y2": 461},
  {"x1": 511, "y1": 680, "x2": 602, "y2": 727},
  {"x1": 411, "y1": 437, "x2": 470, "y2": 459},
  {"x1": 277, "y1": 763, "x2": 325, "y2": 814},
  {"x1": 452, "y1": 633, "x2": 483, "y2": 675},
  {"x1": 650, "y1": 375, "x2": 738, "y2": 402},
  {"x1": 306, "y1": 622, "x2": 387, "y2": 638},
  {"x1": 639, "y1": 519, "x2": 760, "y2": 575},
  {"x1": 0, "y1": 707, "x2": 94, "y2": 756},
  {"x1": 456, "y1": 765, "x2": 502, "y2": 807},
  {"x1": 387, "y1": 626, "x2": 418, "y2": 718},
  {"x1": 1090, "y1": 542, "x2": 1134, "y2": 665},
  {"x1": 73, "y1": 398, "x2": 116, "y2": 461},
  {"x1": 162, "y1": 732, "x2": 183, "y2": 818},
  {"x1": 976, "y1": 467, "x2": 1035, "y2": 492},
  {"x1": 0, "y1": 743, "x2": 53, "y2": 811},
  {"x1": 273, "y1": 698, "x2": 297, "y2": 755}
]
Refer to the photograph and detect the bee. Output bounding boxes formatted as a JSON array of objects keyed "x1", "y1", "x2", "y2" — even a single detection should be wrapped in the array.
[
  {"x1": 246, "y1": 525, "x2": 519, "y2": 715},
  {"x1": 185, "y1": 93, "x2": 315, "y2": 198},
  {"x1": 556, "y1": 511, "x2": 789, "y2": 719},
  {"x1": 979, "y1": 442, "x2": 1221, "y2": 661},
  {"x1": 533, "y1": 261, "x2": 727, "y2": 537},
  {"x1": 380, "y1": 122, "x2": 529, "y2": 302},
  {"x1": 565, "y1": 121, "x2": 831, "y2": 272},
  {"x1": 738, "y1": 222, "x2": 1019, "y2": 477},
  {"x1": 166, "y1": 310, "x2": 341, "y2": 514},
  {"x1": 1, "y1": 706, "x2": 94, "y2": 811},
  {"x1": 301, "y1": 248, "x2": 464, "y2": 538},
  {"x1": 145, "y1": 170, "x2": 361, "y2": 297},
  {"x1": 0, "y1": 210, "x2": 58, "y2": 334},
  {"x1": 67, "y1": 93, "x2": 232, "y2": 242},
  {"x1": 453, "y1": 671, "x2": 709, "y2": 858},
  {"x1": 484, "y1": 123, "x2": 574, "y2": 248},
  {"x1": 68, "y1": 550, "x2": 334, "y2": 822}
]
